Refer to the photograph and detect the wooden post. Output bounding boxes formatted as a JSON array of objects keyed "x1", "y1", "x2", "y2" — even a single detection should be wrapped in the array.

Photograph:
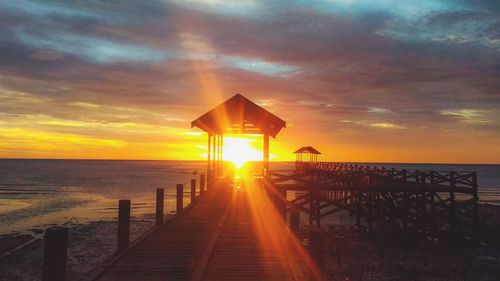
[
  {"x1": 208, "y1": 170, "x2": 212, "y2": 191},
  {"x1": 450, "y1": 172, "x2": 456, "y2": 233},
  {"x1": 191, "y1": 179, "x2": 196, "y2": 203},
  {"x1": 200, "y1": 174, "x2": 205, "y2": 195},
  {"x1": 117, "y1": 199, "x2": 130, "y2": 252},
  {"x1": 207, "y1": 134, "x2": 211, "y2": 187},
  {"x1": 419, "y1": 172, "x2": 427, "y2": 233},
  {"x1": 215, "y1": 134, "x2": 219, "y2": 177},
  {"x1": 217, "y1": 134, "x2": 221, "y2": 175},
  {"x1": 263, "y1": 134, "x2": 269, "y2": 177},
  {"x1": 308, "y1": 227, "x2": 324, "y2": 270},
  {"x1": 355, "y1": 191, "x2": 361, "y2": 227},
  {"x1": 315, "y1": 192, "x2": 321, "y2": 228},
  {"x1": 429, "y1": 172, "x2": 436, "y2": 238},
  {"x1": 278, "y1": 188, "x2": 287, "y2": 220},
  {"x1": 290, "y1": 205, "x2": 300, "y2": 233},
  {"x1": 220, "y1": 134, "x2": 224, "y2": 174},
  {"x1": 402, "y1": 170, "x2": 408, "y2": 231},
  {"x1": 42, "y1": 226, "x2": 68, "y2": 281},
  {"x1": 367, "y1": 191, "x2": 373, "y2": 232},
  {"x1": 156, "y1": 188, "x2": 164, "y2": 225},
  {"x1": 472, "y1": 172, "x2": 479, "y2": 244},
  {"x1": 309, "y1": 191, "x2": 314, "y2": 225},
  {"x1": 176, "y1": 184, "x2": 184, "y2": 214}
]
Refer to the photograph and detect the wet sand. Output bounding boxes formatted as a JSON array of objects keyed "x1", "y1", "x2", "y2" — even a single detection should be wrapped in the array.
[{"x1": 0, "y1": 215, "x2": 157, "y2": 281}]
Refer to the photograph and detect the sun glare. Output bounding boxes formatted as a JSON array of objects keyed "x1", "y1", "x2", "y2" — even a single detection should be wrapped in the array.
[{"x1": 223, "y1": 136, "x2": 263, "y2": 168}]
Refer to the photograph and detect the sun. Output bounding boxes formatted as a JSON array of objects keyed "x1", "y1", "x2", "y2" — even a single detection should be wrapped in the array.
[{"x1": 222, "y1": 136, "x2": 263, "y2": 168}]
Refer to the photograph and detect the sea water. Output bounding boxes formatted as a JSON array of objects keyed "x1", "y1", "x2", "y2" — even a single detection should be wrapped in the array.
[{"x1": 0, "y1": 159, "x2": 499, "y2": 236}]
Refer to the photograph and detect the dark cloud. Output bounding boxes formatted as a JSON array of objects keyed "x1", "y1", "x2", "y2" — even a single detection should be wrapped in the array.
[{"x1": 0, "y1": 0, "x2": 499, "y2": 161}]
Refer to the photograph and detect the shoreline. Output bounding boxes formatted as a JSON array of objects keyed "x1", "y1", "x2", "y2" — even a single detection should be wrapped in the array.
[{"x1": 0, "y1": 215, "x2": 157, "y2": 281}]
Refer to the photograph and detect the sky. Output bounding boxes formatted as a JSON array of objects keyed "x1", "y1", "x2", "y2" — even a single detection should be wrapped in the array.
[{"x1": 0, "y1": 0, "x2": 499, "y2": 163}]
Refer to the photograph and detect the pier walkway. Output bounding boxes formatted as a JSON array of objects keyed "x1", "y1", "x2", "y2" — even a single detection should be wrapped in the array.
[{"x1": 93, "y1": 179, "x2": 311, "y2": 281}]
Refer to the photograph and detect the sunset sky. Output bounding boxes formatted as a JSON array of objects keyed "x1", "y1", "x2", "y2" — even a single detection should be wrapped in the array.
[{"x1": 0, "y1": 0, "x2": 499, "y2": 163}]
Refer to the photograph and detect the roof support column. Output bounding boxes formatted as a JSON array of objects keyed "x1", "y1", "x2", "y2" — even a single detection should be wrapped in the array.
[
  {"x1": 207, "y1": 134, "x2": 211, "y2": 174},
  {"x1": 220, "y1": 134, "x2": 224, "y2": 174},
  {"x1": 263, "y1": 134, "x2": 269, "y2": 177},
  {"x1": 214, "y1": 133, "x2": 218, "y2": 177}
]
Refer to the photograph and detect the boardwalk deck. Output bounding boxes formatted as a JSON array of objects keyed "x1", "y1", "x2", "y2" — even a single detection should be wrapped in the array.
[
  {"x1": 94, "y1": 184, "x2": 232, "y2": 281},
  {"x1": 94, "y1": 180, "x2": 309, "y2": 281},
  {"x1": 202, "y1": 187, "x2": 302, "y2": 281}
]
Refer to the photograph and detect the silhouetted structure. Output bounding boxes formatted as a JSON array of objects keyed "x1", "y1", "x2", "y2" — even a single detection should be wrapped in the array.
[
  {"x1": 267, "y1": 162, "x2": 479, "y2": 243},
  {"x1": 294, "y1": 146, "x2": 321, "y2": 162},
  {"x1": 78, "y1": 96, "x2": 482, "y2": 281},
  {"x1": 191, "y1": 94, "x2": 286, "y2": 181}
]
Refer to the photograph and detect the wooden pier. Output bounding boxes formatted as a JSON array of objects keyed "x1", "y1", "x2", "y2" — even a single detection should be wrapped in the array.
[
  {"x1": 38, "y1": 94, "x2": 482, "y2": 281},
  {"x1": 268, "y1": 161, "x2": 479, "y2": 243},
  {"x1": 90, "y1": 177, "x2": 318, "y2": 281}
]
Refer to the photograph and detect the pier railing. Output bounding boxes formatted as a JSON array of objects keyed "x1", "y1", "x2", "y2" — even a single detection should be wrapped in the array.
[
  {"x1": 269, "y1": 162, "x2": 479, "y2": 244},
  {"x1": 41, "y1": 174, "x2": 207, "y2": 281},
  {"x1": 293, "y1": 161, "x2": 478, "y2": 194}
]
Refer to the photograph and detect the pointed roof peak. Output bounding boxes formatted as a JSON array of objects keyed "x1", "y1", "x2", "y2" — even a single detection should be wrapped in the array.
[
  {"x1": 191, "y1": 93, "x2": 286, "y2": 137},
  {"x1": 294, "y1": 146, "x2": 321, "y2": 154}
]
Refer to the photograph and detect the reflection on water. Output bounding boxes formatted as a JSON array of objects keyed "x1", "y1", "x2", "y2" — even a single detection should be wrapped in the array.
[
  {"x1": 0, "y1": 160, "x2": 499, "y2": 236},
  {"x1": 0, "y1": 159, "x2": 206, "y2": 235}
]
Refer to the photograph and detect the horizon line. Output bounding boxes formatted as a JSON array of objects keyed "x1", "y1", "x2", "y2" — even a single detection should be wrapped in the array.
[{"x1": 0, "y1": 157, "x2": 498, "y2": 165}]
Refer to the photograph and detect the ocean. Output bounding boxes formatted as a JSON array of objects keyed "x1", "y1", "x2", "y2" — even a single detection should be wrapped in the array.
[{"x1": 0, "y1": 159, "x2": 499, "y2": 236}]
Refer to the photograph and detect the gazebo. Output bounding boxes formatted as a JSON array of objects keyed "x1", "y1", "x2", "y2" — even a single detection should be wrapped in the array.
[
  {"x1": 294, "y1": 146, "x2": 321, "y2": 162},
  {"x1": 191, "y1": 94, "x2": 286, "y2": 185}
]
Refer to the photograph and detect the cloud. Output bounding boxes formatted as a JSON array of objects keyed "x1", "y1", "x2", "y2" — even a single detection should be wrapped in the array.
[
  {"x1": 0, "y1": 0, "x2": 498, "y2": 161},
  {"x1": 440, "y1": 109, "x2": 493, "y2": 124},
  {"x1": 369, "y1": 122, "x2": 406, "y2": 129}
]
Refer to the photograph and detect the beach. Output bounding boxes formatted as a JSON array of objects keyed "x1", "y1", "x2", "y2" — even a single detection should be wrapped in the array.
[
  {"x1": 0, "y1": 217, "x2": 155, "y2": 281},
  {"x1": 0, "y1": 160, "x2": 205, "y2": 280}
]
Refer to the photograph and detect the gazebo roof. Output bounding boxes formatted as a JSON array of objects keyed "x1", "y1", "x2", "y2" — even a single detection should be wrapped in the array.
[
  {"x1": 294, "y1": 146, "x2": 321, "y2": 154},
  {"x1": 191, "y1": 94, "x2": 286, "y2": 137}
]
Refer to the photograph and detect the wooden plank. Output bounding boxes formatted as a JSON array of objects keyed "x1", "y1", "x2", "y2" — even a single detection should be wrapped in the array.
[{"x1": 94, "y1": 184, "x2": 232, "y2": 281}]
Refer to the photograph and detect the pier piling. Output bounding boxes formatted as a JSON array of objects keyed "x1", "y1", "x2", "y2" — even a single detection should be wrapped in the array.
[
  {"x1": 191, "y1": 179, "x2": 196, "y2": 203},
  {"x1": 156, "y1": 188, "x2": 164, "y2": 225},
  {"x1": 308, "y1": 227, "x2": 324, "y2": 272},
  {"x1": 117, "y1": 199, "x2": 130, "y2": 252},
  {"x1": 177, "y1": 184, "x2": 184, "y2": 214},
  {"x1": 42, "y1": 226, "x2": 68, "y2": 281},
  {"x1": 290, "y1": 205, "x2": 300, "y2": 233},
  {"x1": 200, "y1": 174, "x2": 205, "y2": 195}
]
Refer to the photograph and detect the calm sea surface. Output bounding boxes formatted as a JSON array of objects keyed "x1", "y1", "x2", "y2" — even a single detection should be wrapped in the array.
[{"x1": 0, "y1": 159, "x2": 499, "y2": 235}]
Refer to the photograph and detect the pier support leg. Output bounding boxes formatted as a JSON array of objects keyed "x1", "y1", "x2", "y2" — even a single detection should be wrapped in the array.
[
  {"x1": 355, "y1": 192, "x2": 361, "y2": 228},
  {"x1": 207, "y1": 135, "x2": 211, "y2": 190},
  {"x1": 308, "y1": 227, "x2": 324, "y2": 272},
  {"x1": 156, "y1": 188, "x2": 164, "y2": 225},
  {"x1": 191, "y1": 179, "x2": 196, "y2": 203},
  {"x1": 177, "y1": 184, "x2": 184, "y2": 214},
  {"x1": 200, "y1": 174, "x2": 205, "y2": 196},
  {"x1": 278, "y1": 188, "x2": 287, "y2": 220},
  {"x1": 316, "y1": 197, "x2": 321, "y2": 228},
  {"x1": 290, "y1": 205, "x2": 300, "y2": 234},
  {"x1": 367, "y1": 191, "x2": 373, "y2": 232},
  {"x1": 472, "y1": 172, "x2": 479, "y2": 245},
  {"x1": 263, "y1": 134, "x2": 269, "y2": 177},
  {"x1": 309, "y1": 191, "x2": 314, "y2": 225},
  {"x1": 118, "y1": 199, "x2": 130, "y2": 252},
  {"x1": 42, "y1": 226, "x2": 68, "y2": 281},
  {"x1": 450, "y1": 172, "x2": 457, "y2": 245}
]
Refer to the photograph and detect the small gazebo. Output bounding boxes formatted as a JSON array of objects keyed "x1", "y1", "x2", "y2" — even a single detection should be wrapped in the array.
[
  {"x1": 191, "y1": 94, "x2": 286, "y2": 184},
  {"x1": 294, "y1": 146, "x2": 321, "y2": 163}
]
